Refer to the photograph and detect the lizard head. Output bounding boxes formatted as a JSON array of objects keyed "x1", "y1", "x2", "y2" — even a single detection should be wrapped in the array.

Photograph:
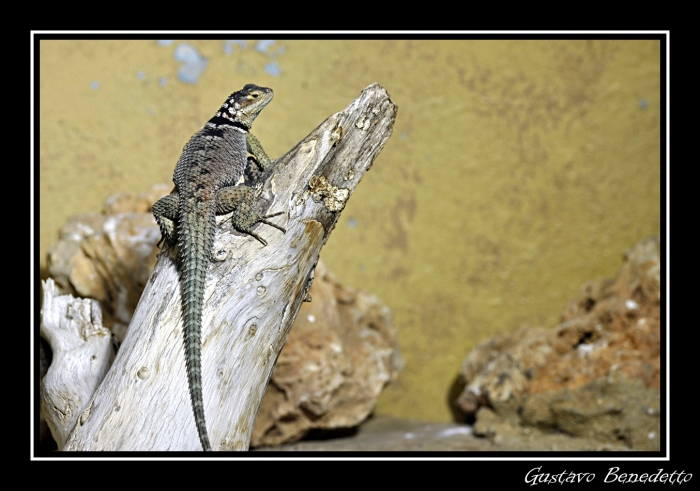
[{"x1": 217, "y1": 84, "x2": 274, "y2": 129}]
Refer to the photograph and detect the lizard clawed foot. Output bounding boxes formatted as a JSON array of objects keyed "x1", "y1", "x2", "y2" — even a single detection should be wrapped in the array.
[
  {"x1": 226, "y1": 209, "x2": 286, "y2": 246},
  {"x1": 250, "y1": 210, "x2": 286, "y2": 245},
  {"x1": 258, "y1": 211, "x2": 287, "y2": 235},
  {"x1": 248, "y1": 231, "x2": 268, "y2": 246}
]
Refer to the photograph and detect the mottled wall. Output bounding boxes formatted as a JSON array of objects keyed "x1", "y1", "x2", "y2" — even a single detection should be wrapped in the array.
[{"x1": 38, "y1": 39, "x2": 661, "y2": 422}]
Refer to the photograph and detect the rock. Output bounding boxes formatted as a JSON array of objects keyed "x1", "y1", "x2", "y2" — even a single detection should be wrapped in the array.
[
  {"x1": 47, "y1": 185, "x2": 169, "y2": 341},
  {"x1": 251, "y1": 260, "x2": 403, "y2": 447},
  {"x1": 43, "y1": 185, "x2": 401, "y2": 447},
  {"x1": 519, "y1": 370, "x2": 660, "y2": 450},
  {"x1": 456, "y1": 237, "x2": 661, "y2": 450}
]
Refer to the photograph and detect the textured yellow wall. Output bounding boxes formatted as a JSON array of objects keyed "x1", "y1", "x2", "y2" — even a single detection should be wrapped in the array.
[{"x1": 38, "y1": 39, "x2": 661, "y2": 422}]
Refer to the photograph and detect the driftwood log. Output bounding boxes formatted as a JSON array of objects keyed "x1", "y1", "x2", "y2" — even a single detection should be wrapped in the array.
[{"x1": 40, "y1": 83, "x2": 397, "y2": 451}]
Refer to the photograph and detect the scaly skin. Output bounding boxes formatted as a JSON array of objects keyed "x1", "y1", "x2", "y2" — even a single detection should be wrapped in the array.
[{"x1": 153, "y1": 84, "x2": 285, "y2": 450}]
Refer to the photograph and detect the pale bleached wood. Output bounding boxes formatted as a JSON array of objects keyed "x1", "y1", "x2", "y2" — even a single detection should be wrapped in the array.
[
  {"x1": 40, "y1": 278, "x2": 116, "y2": 449},
  {"x1": 53, "y1": 83, "x2": 397, "y2": 451}
]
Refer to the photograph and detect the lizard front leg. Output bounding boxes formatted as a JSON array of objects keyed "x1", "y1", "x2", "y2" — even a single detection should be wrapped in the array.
[
  {"x1": 216, "y1": 186, "x2": 285, "y2": 246},
  {"x1": 152, "y1": 192, "x2": 179, "y2": 248},
  {"x1": 244, "y1": 133, "x2": 272, "y2": 184},
  {"x1": 246, "y1": 133, "x2": 271, "y2": 170}
]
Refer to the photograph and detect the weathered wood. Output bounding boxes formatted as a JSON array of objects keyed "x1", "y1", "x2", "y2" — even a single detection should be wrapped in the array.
[
  {"x1": 42, "y1": 83, "x2": 396, "y2": 451},
  {"x1": 40, "y1": 279, "x2": 115, "y2": 449}
]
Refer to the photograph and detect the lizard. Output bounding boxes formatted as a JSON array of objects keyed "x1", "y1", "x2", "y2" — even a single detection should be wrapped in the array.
[{"x1": 152, "y1": 84, "x2": 285, "y2": 451}]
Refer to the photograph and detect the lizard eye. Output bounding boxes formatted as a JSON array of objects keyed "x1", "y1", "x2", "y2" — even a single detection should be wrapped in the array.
[{"x1": 251, "y1": 92, "x2": 259, "y2": 99}]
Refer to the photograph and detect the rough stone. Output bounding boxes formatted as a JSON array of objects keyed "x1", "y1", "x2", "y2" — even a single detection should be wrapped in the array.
[{"x1": 456, "y1": 237, "x2": 661, "y2": 450}]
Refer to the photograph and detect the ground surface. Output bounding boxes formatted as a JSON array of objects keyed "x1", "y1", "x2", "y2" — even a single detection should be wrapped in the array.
[{"x1": 253, "y1": 414, "x2": 631, "y2": 452}]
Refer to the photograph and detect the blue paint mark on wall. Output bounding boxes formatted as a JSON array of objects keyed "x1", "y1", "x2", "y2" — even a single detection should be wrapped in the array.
[
  {"x1": 159, "y1": 77, "x2": 167, "y2": 87},
  {"x1": 91, "y1": 81, "x2": 100, "y2": 90},
  {"x1": 639, "y1": 99, "x2": 648, "y2": 109},
  {"x1": 265, "y1": 61, "x2": 281, "y2": 77},
  {"x1": 174, "y1": 43, "x2": 208, "y2": 84},
  {"x1": 224, "y1": 40, "x2": 247, "y2": 54},
  {"x1": 158, "y1": 40, "x2": 174, "y2": 47},
  {"x1": 348, "y1": 218, "x2": 358, "y2": 228},
  {"x1": 255, "y1": 40, "x2": 276, "y2": 53},
  {"x1": 137, "y1": 71, "x2": 146, "y2": 80}
]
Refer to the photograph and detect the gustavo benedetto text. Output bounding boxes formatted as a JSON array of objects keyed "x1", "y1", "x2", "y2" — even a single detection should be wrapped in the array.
[{"x1": 525, "y1": 466, "x2": 692, "y2": 485}]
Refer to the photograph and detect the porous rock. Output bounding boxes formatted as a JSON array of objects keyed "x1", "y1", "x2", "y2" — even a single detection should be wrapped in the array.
[{"x1": 456, "y1": 237, "x2": 661, "y2": 450}]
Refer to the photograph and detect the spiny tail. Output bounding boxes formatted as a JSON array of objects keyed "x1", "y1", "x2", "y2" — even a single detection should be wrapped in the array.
[{"x1": 180, "y1": 204, "x2": 216, "y2": 451}]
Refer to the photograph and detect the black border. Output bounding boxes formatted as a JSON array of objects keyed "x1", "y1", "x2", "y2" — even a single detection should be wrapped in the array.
[{"x1": 32, "y1": 32, "x2": 671, "y2": 475}]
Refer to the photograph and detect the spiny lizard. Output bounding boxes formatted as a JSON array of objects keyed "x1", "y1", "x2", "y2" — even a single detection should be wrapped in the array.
[{"x1": 152, "y1": 84, "x2": 285, "y2": 451}]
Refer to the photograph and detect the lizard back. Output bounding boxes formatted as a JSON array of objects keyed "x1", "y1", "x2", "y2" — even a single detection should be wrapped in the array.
[
  {"x1": 175, "y1": 124, "x2": 249, "y2": 451},
  {"x1": 153, "y1": 84, "x2": 278, "y2": 450}
]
